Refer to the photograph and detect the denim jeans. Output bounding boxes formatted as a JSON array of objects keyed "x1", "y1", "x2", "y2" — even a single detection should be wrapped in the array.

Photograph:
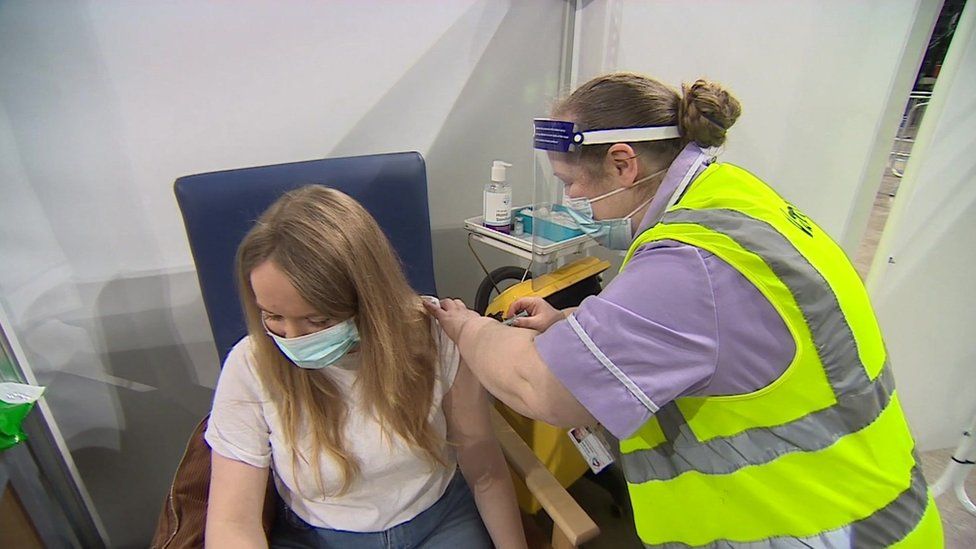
[{"x1": 270, "y1": 471, "x2": 492, "y2": 548}]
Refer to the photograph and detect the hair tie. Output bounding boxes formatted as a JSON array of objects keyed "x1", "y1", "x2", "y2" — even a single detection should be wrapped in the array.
[{"x1": 699, "y1": 111, "x2": 726, "y2": 130}]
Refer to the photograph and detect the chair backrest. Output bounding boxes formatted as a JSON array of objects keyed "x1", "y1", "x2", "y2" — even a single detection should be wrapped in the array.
[{"x1": 174, "y1": 151, "x2": 436, "y2": 363}]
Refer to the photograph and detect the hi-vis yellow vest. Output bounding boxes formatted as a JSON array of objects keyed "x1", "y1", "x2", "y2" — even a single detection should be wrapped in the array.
[{"x1": 619, "y1": 163, "x2": 942, "y2": 547}]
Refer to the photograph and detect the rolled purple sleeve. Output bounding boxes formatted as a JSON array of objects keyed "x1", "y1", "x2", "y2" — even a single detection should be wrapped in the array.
[{"x1": 535, "y1": 242, "x2": 719, "y2": 439}]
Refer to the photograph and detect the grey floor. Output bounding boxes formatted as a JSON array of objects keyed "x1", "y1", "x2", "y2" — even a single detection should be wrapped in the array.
[{"x1": 553, "y1": 171, "x2": 975, "y2": 547}]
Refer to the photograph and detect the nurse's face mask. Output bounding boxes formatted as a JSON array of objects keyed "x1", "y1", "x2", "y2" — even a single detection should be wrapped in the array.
[
  {"x1": 560, "y1": 166, "x2": 668, "y2": 250},
  {"x1": 532, "y1": 119, "x2": 680, "y2": 251},
  {"x1": 264, "y1": 315, "x2": 360, "y2": 369}
]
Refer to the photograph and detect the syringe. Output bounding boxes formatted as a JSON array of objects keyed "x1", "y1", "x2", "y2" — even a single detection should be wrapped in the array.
[{"x1": 501, "y1": 310, "x2": 529, "y2": 326}]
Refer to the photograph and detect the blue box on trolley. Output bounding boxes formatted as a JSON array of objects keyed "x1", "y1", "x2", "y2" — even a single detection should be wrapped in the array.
[{"x1": 514, "y1": 205, "x2": 584, "y2": 243}]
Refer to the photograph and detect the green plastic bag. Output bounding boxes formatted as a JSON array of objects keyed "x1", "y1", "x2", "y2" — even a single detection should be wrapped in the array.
[{"x1": 0, "y1": 382, "x2": 45, "y2": 451}]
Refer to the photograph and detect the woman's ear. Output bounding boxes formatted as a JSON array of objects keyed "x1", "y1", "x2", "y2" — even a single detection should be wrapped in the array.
[{"x1": 606, "y1": 144, "x2": 640, "y2": 187}]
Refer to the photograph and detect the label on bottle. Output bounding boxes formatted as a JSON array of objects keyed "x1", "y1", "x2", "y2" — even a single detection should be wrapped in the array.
[{"x1": 484, "y1": 190, "x2": 511, "y2": 229}]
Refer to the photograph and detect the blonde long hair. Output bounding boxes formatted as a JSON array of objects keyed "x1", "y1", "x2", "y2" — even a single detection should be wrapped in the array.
[{"x1": 236, "y1": 185, "x2": 442, "y2": 495}]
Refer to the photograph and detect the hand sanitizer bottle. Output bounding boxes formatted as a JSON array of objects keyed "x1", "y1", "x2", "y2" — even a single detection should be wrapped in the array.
[{"x1": 484, "y1": 160, "x2": 512, "y2": 234}]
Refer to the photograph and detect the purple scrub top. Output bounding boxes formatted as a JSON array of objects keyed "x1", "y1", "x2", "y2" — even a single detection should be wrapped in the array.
[{"x1": 534, "y1": 145, "x2": 796, "y2": 440}]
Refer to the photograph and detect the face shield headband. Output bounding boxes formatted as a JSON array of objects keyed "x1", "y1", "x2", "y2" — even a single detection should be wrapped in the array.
[{"x1": 532, "y1": 119, "x2": 681, "y2": 153}]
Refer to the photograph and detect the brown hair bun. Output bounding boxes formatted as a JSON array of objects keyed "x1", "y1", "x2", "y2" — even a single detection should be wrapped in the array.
[{"x1": 678, "y1": 79, "x2": 742, "y2": 148}]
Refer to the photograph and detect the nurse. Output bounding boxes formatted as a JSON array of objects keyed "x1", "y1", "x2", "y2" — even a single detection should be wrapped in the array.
[{"x1": 426, "y1": 72, "x2": 943, "y2": 547}]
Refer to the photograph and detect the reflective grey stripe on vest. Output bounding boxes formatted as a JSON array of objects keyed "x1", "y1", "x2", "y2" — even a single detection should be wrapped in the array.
[
  {"x1": 641, "y1": 465, "x2": 930, "y2": 548},
  {"x1": 664, "y1": 208, "x2": 871, "y2": 396},
  {"x1": 621, "y1": 363, "x2": 895, "y2": 481},
  {"x1": 621, "y1": 208, "x2": 891, "y2": 481}
]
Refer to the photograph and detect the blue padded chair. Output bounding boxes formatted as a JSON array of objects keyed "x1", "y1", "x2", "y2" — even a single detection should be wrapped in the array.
[
  {"x1": 174, "y1": 151, "x2": 436, "y2": 363},
  {"x1": 171, "y1": 151, "x2": 599, "y2": 548}
]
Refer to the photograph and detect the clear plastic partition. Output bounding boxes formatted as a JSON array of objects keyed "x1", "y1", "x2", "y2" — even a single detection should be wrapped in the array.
[{"x1": 527, "y1": 120, "x2": 597, "y2": 290}]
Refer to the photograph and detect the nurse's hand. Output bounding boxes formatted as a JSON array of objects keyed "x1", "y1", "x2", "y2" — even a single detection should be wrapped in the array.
[
  {"x1": 506, "y1": 297, "x2": 564, "y2": 332},
  {"x1": 424, "y1": 298, "x2": 482, "y2": 343}
]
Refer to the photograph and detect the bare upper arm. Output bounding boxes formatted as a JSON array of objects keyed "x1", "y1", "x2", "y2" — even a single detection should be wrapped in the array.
[
  {"x1": 502, "y1": 332, "x2": 597, "y2": 429},
  {"x1": 208, "y1": 452, "x2": 269, "y2": 526},
  {"x1": 460, "y1": 319, "x2": 597, "y2": 429},
  {"x1": 443, "y1": 360, "x2": 494, "y2": 447},
  {"x1": 517, "y1": 353, "x2": 597, "y2": 429}
]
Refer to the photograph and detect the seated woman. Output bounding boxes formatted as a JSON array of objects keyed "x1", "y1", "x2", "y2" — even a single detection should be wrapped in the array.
[{"x1": 204, "y1": 186, "x2": 525, "y2": 548}]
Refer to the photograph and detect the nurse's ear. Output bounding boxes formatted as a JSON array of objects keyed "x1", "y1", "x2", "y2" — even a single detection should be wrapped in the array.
[{"x1": 606, "y1": 143, "x2": 640, "y2": 187}]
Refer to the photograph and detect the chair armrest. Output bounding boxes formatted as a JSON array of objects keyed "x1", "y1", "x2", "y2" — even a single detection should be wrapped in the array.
[{"x1": 490, "y1": 408, "x2": 600, "y2": 546}]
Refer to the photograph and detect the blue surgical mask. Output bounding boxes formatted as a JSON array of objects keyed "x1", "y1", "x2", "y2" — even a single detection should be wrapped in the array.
[
  {"x1": 562, "y1": 168, "x2": 665, "y2": 250},
  {"x1": 560, "y1": 205, "x2": 636, "y2": 250},
  {"x1": 266, "y1": 318, "x2": 360, "y2": 369}
]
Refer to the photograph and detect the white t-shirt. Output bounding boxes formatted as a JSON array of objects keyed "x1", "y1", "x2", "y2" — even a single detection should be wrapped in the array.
[{"x1": 204, "y1": 322, "x2": 461, "y2": 532}]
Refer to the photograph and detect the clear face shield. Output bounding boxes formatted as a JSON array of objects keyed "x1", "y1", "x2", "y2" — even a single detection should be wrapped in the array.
[{"x1": 524, "y1": 119, "x2": 680, "y2": 287}]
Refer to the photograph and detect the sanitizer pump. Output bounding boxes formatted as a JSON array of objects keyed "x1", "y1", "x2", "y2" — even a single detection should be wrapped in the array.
[{"x1": 484, "y1": 160, "x2": 513, "y2": 233}]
